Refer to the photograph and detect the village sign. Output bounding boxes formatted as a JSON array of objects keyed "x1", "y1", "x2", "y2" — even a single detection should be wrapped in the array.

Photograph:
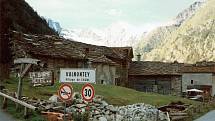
[{"x1": 59, "y1": 68, "x2": 96, "y2": 83}]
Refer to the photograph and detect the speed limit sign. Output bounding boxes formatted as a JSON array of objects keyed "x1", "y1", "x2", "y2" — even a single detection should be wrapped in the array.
[{"x1": 81, "y1": 83, "x2": 95, "y2": 102}]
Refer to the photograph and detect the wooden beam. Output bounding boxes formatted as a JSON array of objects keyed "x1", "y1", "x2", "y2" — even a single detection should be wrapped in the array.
[
  {"x1": 0, "y1": 92, "x2": 38, "y2": 111},
  {"x1": 17, "y1": 63, "x2": 32, "y2": 100},
  {"x1": 20, "y1": 64, "x2": 32, "y2": 79},
  {"x1": 14, "y1": 58, "x2": 40, "y2": 64}
]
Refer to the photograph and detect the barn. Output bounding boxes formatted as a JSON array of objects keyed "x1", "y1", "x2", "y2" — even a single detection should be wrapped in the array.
[
  {"x1": 9, "y1": 31, "x2": 133, "y2": 86},
  {"x1": 128, "y1": 61, "x2": 184, "y2": 95}
]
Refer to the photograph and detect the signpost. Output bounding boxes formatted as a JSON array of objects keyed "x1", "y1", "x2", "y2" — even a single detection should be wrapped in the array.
[
  {"x1": 60, "y1": 68, "x2": 96, "y2": 83},
  {"x1": 58, "y1": 84, "x2": 73, "y2": 101},
  {"x1": 81, "y1": 83, "x2": 95, "y2": 102},
  {"x1": 14, "y1": 58, "x2": 41, "y2": 100},
  {"x1": 58, "y1": 83, "x2": 73, "y2": 121}
]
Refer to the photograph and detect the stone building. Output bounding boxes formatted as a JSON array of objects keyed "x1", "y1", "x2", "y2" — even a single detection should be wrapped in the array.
[
  {"x1": 128, "y1": 61, "x2": 184, "y2": 95},
  {"x1": 10, "y1": 31, "x2": 133, "y2": 85},
  {"x1": 182, "y1": 61, "x2": 215, "y2": 96}
]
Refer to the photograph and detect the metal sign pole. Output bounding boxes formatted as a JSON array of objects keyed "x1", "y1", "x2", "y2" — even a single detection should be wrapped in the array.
[
  {"x1": 64, "y1": 101, "x2": 67, "y2": 121},
  {"x1": 58, "y1": 84, "x2": 73, "y2": 121}
]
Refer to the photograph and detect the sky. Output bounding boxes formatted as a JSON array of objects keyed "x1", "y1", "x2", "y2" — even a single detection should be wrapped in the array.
[{"x1": 25, "y1": 0, "x2": 198, "y2": 30}]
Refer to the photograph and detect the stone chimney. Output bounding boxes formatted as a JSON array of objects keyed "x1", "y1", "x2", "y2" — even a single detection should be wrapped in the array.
[{"x1": 136, "y1": 54, "x2": 141, "y2": 61}]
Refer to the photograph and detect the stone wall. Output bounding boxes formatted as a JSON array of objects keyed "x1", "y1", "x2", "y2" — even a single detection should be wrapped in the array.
[
  {"x1": 128, "y1": 75, "x2": 182, "y2": 95},
  {"x1": 182, "y1": 73, "x2": 214, "y2": 96},
  {"x1": 171, "y1": 76, "x2": 182, "y2": 95},
  {"x1": 114, "y1": 61, "x2": 130, "y2": 86},
  {"x1": 93, "y1": 63, "x2": 116, "y2": 84},
  {"x1": 213, "y1": 74, "x2": 215, "y2": 96},
  {"x1": 29, "y1": 55, "x2": 117, "y2": 85}
]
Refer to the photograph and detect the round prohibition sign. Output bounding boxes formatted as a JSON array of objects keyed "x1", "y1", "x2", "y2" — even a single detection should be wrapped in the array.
[
  {"x1": 58, "y1": 83, "x2": 73, "y2": 101},
  {"x1": 81, "y1": 83, "x2": 95, "y2": 102}
]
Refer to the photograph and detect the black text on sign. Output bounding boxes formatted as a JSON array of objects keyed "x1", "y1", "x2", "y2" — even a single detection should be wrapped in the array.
[{"x1": 81, "y1": 83, "x2": 95, "y2": 102}]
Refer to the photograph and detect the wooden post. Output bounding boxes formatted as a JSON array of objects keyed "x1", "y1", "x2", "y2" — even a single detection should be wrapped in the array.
[
  {"x1": 24, "y1": 106, "x2": 28, "y2": 118},
  {"x1": 17, "y1": 63, "x2": 32, "y2": 100},
  {"x1": 2, "y1": 97, "x2": 7, "y2": 109},
  {"x1": 17, "y1": 64, "x2": 24, "y2": 100}
]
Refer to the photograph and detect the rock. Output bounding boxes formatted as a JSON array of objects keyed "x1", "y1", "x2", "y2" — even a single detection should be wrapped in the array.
[
  {"x1": 76, "y1": 99, "x2": 83, "y2": 103},
  {"x1": 116, "y1": 114, "x2": 123, "y2": 121},
  {"x1": 133, "y1": 116, "x2": 141, "y2": 121},
  {"x1": 99, "y1": 116, "x2": 107, "y2": 121},
  {"x1": 101, "y1": 101, "x2": 108, "y2": 106},
  {"x1": 22, "y1": 93, "x2": 169, "y2": 121},
  {"x1": 49, "y1": 94, "x2": 59, "y2": 103},
  {"x1": 76, "y1": 104, "x2": 87, "y2": 108},
  {"x1": 116, "y1": 103, "x2": 168, "y2": 121}
]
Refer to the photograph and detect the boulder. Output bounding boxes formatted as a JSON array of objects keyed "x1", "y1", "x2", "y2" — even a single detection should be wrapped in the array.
[
  {"x1": 49, "y1": 95, "x2": 59, "y2": 103},
  {"x1": 99, "y1": 116, "x2": 107, "y2": 121}
]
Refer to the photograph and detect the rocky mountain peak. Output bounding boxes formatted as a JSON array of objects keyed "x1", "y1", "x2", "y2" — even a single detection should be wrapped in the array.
[
  {"x1": 44, "y1": 18, "x2": 62, "y2": 34},
  {"x1": 174, "y1": 1, "x2": 205, "y2": 26}
]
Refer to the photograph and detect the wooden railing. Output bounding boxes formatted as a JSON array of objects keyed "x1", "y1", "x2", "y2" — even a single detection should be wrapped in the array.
[{"x1": 0, "y1": 91, "x2": 38, "y2": 117}]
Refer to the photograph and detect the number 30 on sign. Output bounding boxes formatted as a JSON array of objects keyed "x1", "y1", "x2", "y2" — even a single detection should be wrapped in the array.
[{"x1": 81, "y1": 83, "x2": 95, "y2": 102}]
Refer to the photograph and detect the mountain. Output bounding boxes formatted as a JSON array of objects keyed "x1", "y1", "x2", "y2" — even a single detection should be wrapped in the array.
[
  {"x1": 143, "y1": 0, "x2": 215, "y2": 63},
  {"x1": 135, "y1": 25, "x2": 177, "y2": 56},
  {"x1": 0, "y1": 0, "x2": 57, "y2": 78},
  {"x1": 173, "y1": 1, "x2": 204, "y2": 26},
  {"x1": 44, "y1": 18, "x2": 62, "y2": 34},
  {"x1": 135, "y1": 0, "x2": 205, "y2": 60},
  {"x1": 60, "y1": 22, "x2": 146, "y2": 47},
  {"x1": 0, "y1": 0, "x2": 57, "y2": 35}
]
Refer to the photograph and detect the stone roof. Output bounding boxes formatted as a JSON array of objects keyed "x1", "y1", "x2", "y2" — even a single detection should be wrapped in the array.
[
  {"x1": 129, "y1": 61, "x2": 184, "y2": 76},
  {"x1": 90, "y1": 55, "x2": 117, "y2": 65},
  {"x1": 183, "y1": 61, "x2": 215, "y2": 73},
  {"x1": 111, "y1": 47, "x2": 134, "y2": 59},
  {"x1": 10, "y1": 31, "x2": 133, "y2": 64}
]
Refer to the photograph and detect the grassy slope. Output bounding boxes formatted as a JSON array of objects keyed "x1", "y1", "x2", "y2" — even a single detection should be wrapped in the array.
[{"x1": 4, "y1": 77, "x2": 198, "y2": 106}]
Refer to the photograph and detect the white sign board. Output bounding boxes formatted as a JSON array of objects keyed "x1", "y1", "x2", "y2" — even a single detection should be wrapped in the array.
[
  {"x1": 29, "y1": 71, "x2": 53, "y2": 86},
  {"x1": 60, "y1": 68, "x2": 96, "y2": 83}
]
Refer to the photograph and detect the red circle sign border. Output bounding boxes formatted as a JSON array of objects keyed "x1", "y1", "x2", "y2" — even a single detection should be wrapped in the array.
[
  {"x1": 81, "y1": 83, "x2": 95, "y2": 102},
  {"x1": 58, "y1": 83, "x2": 73, "y2": 101}
]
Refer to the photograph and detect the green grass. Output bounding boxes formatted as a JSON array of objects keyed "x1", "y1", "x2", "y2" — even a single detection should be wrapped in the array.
[{"x1": 3, "y1": 76, "x2": 198, "y2": 106}]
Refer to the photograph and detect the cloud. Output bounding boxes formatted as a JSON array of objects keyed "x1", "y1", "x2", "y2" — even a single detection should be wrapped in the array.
[{"x1": 105, "y1": 9, "x2": 123, "y2": 17}]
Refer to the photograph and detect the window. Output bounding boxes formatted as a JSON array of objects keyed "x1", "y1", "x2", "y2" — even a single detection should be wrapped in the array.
[
  {"x1": 155, "y1": 80, "x2": 158, "y2": 85},
  {"x1": 101, "y1": 80, "x2": 104, "y2": 84},
  {"x1": 191, "y1": 80, "x2": 194, "y2": 84}
]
